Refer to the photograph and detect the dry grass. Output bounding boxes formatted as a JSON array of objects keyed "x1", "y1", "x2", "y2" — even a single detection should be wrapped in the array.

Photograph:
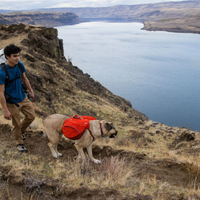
[
  {"x1": 2, "y1": 147, "x2": 198, "y2": 198},
  {"x1": 0, "y1": 147, "x2": 133, "y2": 189},
  {"x1": 1, "y1": 120, "x2": 200, "y2": 198}
]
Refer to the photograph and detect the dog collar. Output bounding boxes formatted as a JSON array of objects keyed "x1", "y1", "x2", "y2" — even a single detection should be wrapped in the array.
[{"x1": 100, "y1": 123, "x2": 105, "y2": 137}]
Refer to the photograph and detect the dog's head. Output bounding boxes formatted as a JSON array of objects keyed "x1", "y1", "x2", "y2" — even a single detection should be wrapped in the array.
[{"x1": 101, "y1": 121, "x2": 118, "y2": 138}]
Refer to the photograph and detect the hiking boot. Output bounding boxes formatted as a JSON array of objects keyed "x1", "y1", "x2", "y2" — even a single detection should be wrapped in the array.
[
  {"x1": 22, "y1": 133, "x2": 26, "y2": 140},
  {"x1": 16, "y1": 144, "x2": 27, "y2": 152}
]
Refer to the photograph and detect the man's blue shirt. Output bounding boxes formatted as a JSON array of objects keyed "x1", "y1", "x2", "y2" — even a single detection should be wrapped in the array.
[{"x1": 0, "y1": 61, "x2": 26, "y2": 103}]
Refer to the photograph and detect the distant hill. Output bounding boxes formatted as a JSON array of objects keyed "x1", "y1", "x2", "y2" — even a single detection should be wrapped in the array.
[
  {"x1": 0, "y1": 10, "x2": 17, "y2": 14},
  {"x1": 0, "y1": 1, "x2": 200, "y2": 33},
  {"x1": 30, "y1": 1, "x2": 200, "y2": 21},
  {"x1": 0, "y1": 11, "x2": 83, "y2": 27},
  {"x1": 32, "y1": 1, "x2": 200, "y2": 33}
]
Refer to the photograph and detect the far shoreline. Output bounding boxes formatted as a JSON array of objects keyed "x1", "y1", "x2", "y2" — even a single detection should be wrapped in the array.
[{"x1": 57, "y1": 20, "x2": 200, "y2": 35}]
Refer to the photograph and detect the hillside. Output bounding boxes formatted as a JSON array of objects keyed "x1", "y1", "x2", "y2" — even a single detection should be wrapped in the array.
[
  {"x1": 32, "y1": 1, "x2": 200, "y2": 34},
  {"x1": 1, "y1": 24, "x2": 200, "y2": 199},
  {"x1": 0, "y1": 11, "x2": 83, "y2": 27}
]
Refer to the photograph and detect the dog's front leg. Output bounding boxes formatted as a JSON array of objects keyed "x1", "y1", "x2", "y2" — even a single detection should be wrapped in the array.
[
  {"x1": 74, "y1": 144, "x2": 86, "y2": 162},
  {"x1": 86, "y1": 144, "x2": 101, "y2": 164},
  {"x1": 48, "y1": 143, "x2": 59, "y2": 158}
]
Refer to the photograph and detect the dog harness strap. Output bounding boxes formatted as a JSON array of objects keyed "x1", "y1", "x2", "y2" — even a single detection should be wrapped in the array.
[
  {"x1": 88, "y1": 129, "x2": 95, "y2": 141},
  {"x1": 100, "y1": 123, "x2": 105, "y2": 137}
]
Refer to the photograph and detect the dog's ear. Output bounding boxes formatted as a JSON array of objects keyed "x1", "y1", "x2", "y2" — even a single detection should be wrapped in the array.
[{"x1": 105, "y1": 122, "x2": 113, "y2": 131}]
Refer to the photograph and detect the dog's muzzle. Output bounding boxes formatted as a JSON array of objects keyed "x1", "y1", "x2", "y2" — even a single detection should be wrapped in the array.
[{"x1": 109, "y1": 131, "x2": 118, "y2": 138}]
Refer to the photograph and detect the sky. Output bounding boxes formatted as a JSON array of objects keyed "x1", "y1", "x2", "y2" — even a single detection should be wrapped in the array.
[{"x1": 1, "y1": 0, "x2": 195, "y2": 10}]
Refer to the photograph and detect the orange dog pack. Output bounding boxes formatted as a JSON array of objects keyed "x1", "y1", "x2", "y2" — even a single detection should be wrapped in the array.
[{"x1": 61, "y1": 115, "x2": 96, "y2": 140}]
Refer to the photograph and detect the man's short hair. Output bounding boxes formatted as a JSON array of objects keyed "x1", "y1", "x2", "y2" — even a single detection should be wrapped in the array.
[{"x1": 4, "y1": 44, "x2": 21, "y2": 57}]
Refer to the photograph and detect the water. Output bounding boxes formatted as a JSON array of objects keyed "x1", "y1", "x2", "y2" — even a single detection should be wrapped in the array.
[{"x1": 56, "y1": 22, "x2": 200, "y2": 131}]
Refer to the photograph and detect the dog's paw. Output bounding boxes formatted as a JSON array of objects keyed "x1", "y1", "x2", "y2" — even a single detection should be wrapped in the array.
[
  {"x1": 93, "y1": 159, "x2": 101, "y2": 164},
  {"x1": 53, "y1": 154, "x2": 58, "y2": 158},
  {"x1": 58, "y1": 153, "x2": 62, "y2": 157}
]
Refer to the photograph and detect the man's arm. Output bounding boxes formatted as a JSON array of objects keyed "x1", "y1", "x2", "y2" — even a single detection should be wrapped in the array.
[
  {"x1": 22, "y1": 73, "x2": 34, "y2": 99},
  {"x1": 0, "y1": 84, "x2": 11, "y2": 120}
]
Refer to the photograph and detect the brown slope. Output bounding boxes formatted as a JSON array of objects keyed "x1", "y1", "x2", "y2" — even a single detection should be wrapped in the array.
[{"x1": 0, "y1": 23, "x2": 147, "y2": 125}]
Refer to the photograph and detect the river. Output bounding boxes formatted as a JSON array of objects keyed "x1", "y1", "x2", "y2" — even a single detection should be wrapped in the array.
[{"x1": 56, "y1": 22, "x2": 200, "y2": 131}]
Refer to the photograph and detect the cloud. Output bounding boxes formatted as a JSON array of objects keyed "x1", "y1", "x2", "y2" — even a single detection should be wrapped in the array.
[
  {"x1": 48, "y1": 0, "x2": 189, "y2": 8},
  {"x1": 0, "y1": 0, "x2": 192, "y2": 10},
  {"x1": 48, "y1": 0, "x2": 116, "y2": 8}
]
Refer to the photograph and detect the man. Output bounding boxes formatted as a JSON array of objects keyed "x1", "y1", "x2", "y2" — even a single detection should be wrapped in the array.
[{"x1": 0, "y1": 44, "x2": 35, "y2": 152}]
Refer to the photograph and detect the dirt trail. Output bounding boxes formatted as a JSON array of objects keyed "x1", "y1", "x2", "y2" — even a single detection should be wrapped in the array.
[{"x1": 0, "y1": 124, "x2": 199, "y2": 199}]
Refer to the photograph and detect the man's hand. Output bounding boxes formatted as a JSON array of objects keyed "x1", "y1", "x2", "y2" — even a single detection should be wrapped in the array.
[
  {"x1": 4, "y1": 109, "x2": 11, "y2": 120},
  {"x1": 29, "y1": 90, "x2": 34, "y2": 100},
  {"x1": 0, "y1": 85, "x2": 11, "y2": 120},
  {"x1": 23, "y1": 73, "x2": 34, "y2": 100}
]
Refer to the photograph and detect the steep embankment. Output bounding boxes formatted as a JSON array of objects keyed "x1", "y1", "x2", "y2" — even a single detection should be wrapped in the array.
[
  {"x1": 0, "y1": 23, "x2": 147, "y2": 130},
  {"x1": 0, "y1": 11, "x2": 83, "y2": 27},
  {"x1": 1, "y1": 24, "x2": 200, "y2": 199}
]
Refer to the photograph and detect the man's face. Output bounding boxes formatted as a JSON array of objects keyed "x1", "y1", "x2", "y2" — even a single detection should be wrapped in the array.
[{"x1": 6, "y1": 53, "x2": 19, "y2": 66}]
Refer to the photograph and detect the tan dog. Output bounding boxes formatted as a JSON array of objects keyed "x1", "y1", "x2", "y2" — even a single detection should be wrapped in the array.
[{"x1": 44, "y1": 114, "x2": 118, "y2": 164}]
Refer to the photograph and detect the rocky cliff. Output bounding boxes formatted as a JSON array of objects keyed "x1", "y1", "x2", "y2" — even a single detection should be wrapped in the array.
[
  {"x1": 0, "y1": 11, "x2": 83, "y2": 27},
  {"x1": 0, "y1": 23, "x2": 147, "y2": 124}
]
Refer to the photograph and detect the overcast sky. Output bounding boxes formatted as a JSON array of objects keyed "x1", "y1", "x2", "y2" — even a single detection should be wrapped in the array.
[{"x1": 1, "y1": 0, "x2": 195, "y2": 10}]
